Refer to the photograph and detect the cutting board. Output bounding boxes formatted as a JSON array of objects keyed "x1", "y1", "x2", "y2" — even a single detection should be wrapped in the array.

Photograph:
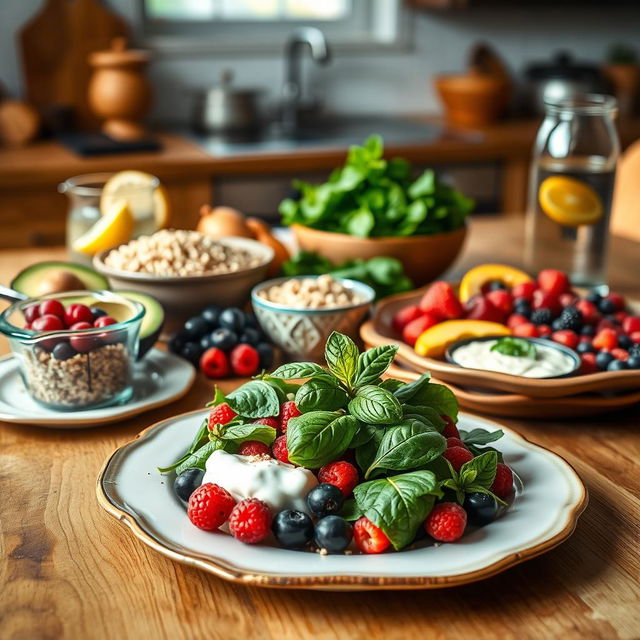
[{"x1": 19, "y1": 0, "x2": 129, "y2": 130}]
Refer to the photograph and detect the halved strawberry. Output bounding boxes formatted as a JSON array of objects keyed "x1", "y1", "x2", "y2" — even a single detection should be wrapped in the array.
[
  {"x1": 465, "y1": 296, "x2": 505, "y2": 323},
  {"x1": 593, "y1": 328, "x2": 618, "y2": 351},
  {"x1": 402, "y1": 313, "x2": 440, "y2": 346},
  {"x1": 537, "y1": 269, "x2": 570, "y2": 296},
  {"x1": 392, "y1": 305, "x2": 423, "y2": 333},
  {"x1": 576, "y1": 299, "x2": 600, "y2": 325},
  {"x1": 419, "y1": 282, "x2": 463, "y2": 320},
  {"x1": 486, "y1": 289, "x2": 513, "y2": 316}
]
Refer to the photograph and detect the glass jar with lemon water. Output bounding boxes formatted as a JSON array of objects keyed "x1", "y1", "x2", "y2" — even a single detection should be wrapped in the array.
[
  {"x1": 525, "y1": 95, "x2": 619, "y2": 289},
  {"x1": 60, "y1": 171, "x2": 169, "y2": 266}
]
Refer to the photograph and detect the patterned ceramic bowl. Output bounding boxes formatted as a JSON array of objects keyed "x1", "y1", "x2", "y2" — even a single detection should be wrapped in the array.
[{"x1": 251, "y1": 276, "x2": 375, "y2": 362}]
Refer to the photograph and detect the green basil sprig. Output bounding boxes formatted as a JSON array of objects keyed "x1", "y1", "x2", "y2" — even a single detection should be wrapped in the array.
[
  {"x1": 490, "y1": 337, "x2": 537, "y2": 358},
  {"x1": 348, "y1": 385, "x2": 402, "y2": 424},
  {"x1": 440, "y1": 451, "x2": 506, "y2": 506},
  {"x1": 226, "y1": 380, "x2": 280, "y2": 419},
  {"x1": 295, "y1": 375, "x2": 349, "y2": 412}
]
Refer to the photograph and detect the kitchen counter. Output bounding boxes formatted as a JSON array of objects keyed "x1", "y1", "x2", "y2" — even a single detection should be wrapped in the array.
[{"x1": 1, "y1": 216, "x2": 639, "y2": 639}]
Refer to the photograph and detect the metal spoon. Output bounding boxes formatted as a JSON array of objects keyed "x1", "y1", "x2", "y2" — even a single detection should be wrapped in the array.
[{"x1": 0, "y1": 285, "x2": 28, "y2": 303}]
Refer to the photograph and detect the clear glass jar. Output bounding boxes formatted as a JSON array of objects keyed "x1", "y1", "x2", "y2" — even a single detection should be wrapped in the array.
[
  {"x1": 59, "y1": 172, "x2": 160, "y2": 266},
  {"x1": 525, "y1": 94, "x2": 620, "y2": 289}
]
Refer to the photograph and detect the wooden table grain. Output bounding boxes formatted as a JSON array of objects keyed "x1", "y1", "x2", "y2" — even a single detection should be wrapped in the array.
[{"x1": 1, "y1": 217, "x2": 639, "y2": 640}]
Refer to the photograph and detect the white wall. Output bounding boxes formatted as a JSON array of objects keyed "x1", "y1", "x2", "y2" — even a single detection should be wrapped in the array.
[{"x1": 2, "y1": 1, "x2": 639, "y2": 124}]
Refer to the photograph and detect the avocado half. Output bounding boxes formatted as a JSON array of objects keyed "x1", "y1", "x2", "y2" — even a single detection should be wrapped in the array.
[
  {"x1": 11, "y1": 261, "x2": 109, "y2": 297},
  {"x1": 114, "y1": 290, "x2": 165, "y2": 359}
]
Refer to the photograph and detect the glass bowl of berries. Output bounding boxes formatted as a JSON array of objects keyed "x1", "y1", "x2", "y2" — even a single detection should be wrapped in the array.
[{"x1": 0, "y1": 290, "x2": 144, "y2": 411}]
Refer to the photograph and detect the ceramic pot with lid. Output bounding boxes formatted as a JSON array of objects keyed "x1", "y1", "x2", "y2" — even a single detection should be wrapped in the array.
[{"x1": 523, "y1": 52, "x2": 610, "y2": 115}]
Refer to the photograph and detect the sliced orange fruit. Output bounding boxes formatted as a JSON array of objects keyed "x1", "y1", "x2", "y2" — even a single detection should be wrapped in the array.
[
  {"x1": 73, "y1": 200, "x2": 134, "y2": 255},
  {"x1": 538, "y1": 176, "x2": 603, "y2": 227},
  {"x1": 101, "y1": 170, "x2": 171, "y2": 229},
  {"x1": 458, "y1": 264, "x2": 532, "y2": 303},
  {"x1": 414, "y1": 320, "x2": 511, "y2": 359}
]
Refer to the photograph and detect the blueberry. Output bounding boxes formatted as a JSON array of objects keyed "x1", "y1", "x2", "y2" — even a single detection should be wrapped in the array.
[
  {"x1": 513, "y1": 299, "x2": 531, "y2": 318},
  {"x1": 627, "y1": 356, "x2": 640, "y2": 369},
  {"x1": 598, "y1": 298, "x2": 615, "y2": 314},
  {"x1": 581, "y1": 325, "x2": 595, "y2": 336},
  {"x1": 244, "y1": 314, "x2": 260, "y2": 330},
  {"x1": 219, "y1": 308, "x2": 245, "y2": 333},
  {"x1": 552, "y1": 318, "x2": 564, "y2": 331},
  {"x1": 201, "y1": 305, "x2": 222, "y2": 328},
  {"x1": 183, "y1": 316, "x2": 209, "y2": 338},
  {"x1": 210, "y1": 327, "x2": 238, "y2": 352},
  {"x1": 200, "y1": 333, "x2": 214, "y2": 351},
  {"x1": 256, "y1": 343, "x2": 275, "y2": 369},
  {"x1": 174, "y1": 468, "x2": 204, "y2": 505},
  {"x1": 52, "y1": 341, "x2": 77, "y2": 361},
  {"x1": 577, "y1": 341, "x2": 595, "y2": 354},
  {"x1": 488, "y1": 281, "x2": 506, "y2": 291},
  {"x1": 90, "y1": 307, "x2": 108, "y2": 320},
  {"x1": 169, "y1": 332, "x2": 188, "y2": 354},
  {"x1": 608, "y1": 359, "x2": 628, "y2": 371},
  {"x1": 181, "y1": 342, "x2": 203, "y2": 366},
  {"x1": 238, "y1": 327, "x2": 261, "y2": 347},
  {"x1": 314, "y1": 515, "x2": 353, "y2": 553},
  {"x1": 272, "y1": 509, "x2": 315, "y2": 549},
  {"x1": 307, "y1": 483, "x2": 344, "y2": 518},
  {"x1": 596, "y1": 351, "x2": 614, "y2": 370},
  {"x1": 586, "y1": 289, "x2": 602, "y2": 304},
  {"x1": 618, "y1": 335, "x2": 632, "y2": 349},
  {"x1": 463, "y1": 492, "x2": 499, "y2": 526}
]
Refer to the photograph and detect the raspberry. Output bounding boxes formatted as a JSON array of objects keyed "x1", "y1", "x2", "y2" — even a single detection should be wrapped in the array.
[
  {"x1": 491, "y1": 462, "x2": 514, "y2": 499},
  {"x1": 279, "y1": 401, "x2": 301, "y2": 433},
  {"x1": 402, "y1": 313, "x2": 440, "y2": 347},
  {"x1": 354, "y1": 517, "x2": 391, "y2": 554},
  {"x1": 272, "y1": 435, "x2": 290, "y2": 463},
  {"x1": 419, "y1": 281, "x2": 463, "y2": 319},
  {"x1": 392, "y1": 304, "x2": 423, "y2": 333},
  {"x1": 537, "y1": 269, "x2": 570, "y2": 296},
  {"x1": 318, "y1": 461, "x2": 359, "y2": 497},
  {"x1": 230, "y1": 344, "x2": 260, "y2": 376},
  {"x1": 254, "y1": 416, "x2": 280, "y2": 429},
  {"x1": 187, "y1": 483, "x2": 236, "y2": 531},
  {"x1": 200, "y1": 347, "x2": 230, "y2": 378},
  {"x1": 513, "y1": 322, "x2": 539, "y2": 338},
  {"x1": 238, "y1": 441, "x2": 271, "y2": 456},
  {"x1": 208, "y1": 402, "x2": 237, "y2": 431},
  {"x1": 446, "y1": 437, "x2": 466, "y2": 449},
  {"x1": 511, "y1": 281, "x2": 537, "y2": 301},
  {"x1": 425, "y1": 502, "x2": 467, "y2": 542},
  {"x1": 443, "y1": 446, "x2": 474, "y2": 471},
  {"x1": 228, "y1": 498, "x2": 272, "y2": 544},
  {"x1": 440, "y1": 414, "x2": 459, "y2": 439}
]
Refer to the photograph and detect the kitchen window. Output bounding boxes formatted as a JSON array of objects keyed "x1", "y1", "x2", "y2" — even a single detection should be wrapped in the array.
[{"x1": 142, "y1": 0, "x2": 408, "y2": 55}]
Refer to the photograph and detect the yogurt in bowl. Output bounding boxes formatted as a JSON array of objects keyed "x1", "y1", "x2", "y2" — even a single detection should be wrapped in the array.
[{"x1": 446, "y1": 336, "x2": 580, "y2": 379}]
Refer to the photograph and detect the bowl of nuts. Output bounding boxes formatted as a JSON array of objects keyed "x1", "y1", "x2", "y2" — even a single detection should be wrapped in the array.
[
  {"x1": 0, "y1": 290, "x2": 145, "y2": 411},
  {"x1": 93, "y1": 229, "x2": 274, "y2": 334},
  {"x1": 251, "y1": 274, "x2": 375, "y2": 361}
]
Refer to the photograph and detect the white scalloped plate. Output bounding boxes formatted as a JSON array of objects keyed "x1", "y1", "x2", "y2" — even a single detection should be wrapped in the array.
[{"x1": 97, "y1": 409, "x2": 587, "y2": 590}]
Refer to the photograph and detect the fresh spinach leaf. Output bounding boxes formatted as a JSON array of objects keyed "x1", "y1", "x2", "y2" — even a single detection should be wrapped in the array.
[
  {"x1": 459, "y1": 428, "x2": 504, "y2": 447},
  {"x1": 324, "y1": 332, "x2": 359, "y2": 389},
  {"x1": 348, "y1": 385, "x2": 403, "y2": 425},
  {"x1": 339, "y1": 498, "x2": 364, "y2": 522},
  {"x1": 221, "y1": 423, "x2": 277, "y2": 446},
  {"x1": 355, "y1": 428, "x2": 385, "y2": 472},
  {"x1": 270, "y1": 362, "x2": 327, "y2": 379},
  {"x1": 295, "y1": 376, "x2": 349, "y2": 412},
  {"x1": 393, "y1": 373, "x2": 431, "y2": 403},
  {"x1": 402, "y1": 405, "x2": 445, "y2": 431},
  {"x1": 175, "y1": 439, "x2": 225, "y2": 476},
  {"x1": 353, "y1": 344, "x2": 398, "y2": 387},
  {"x1": 226, "y1": 380, "x2": 280, "y2": 419},
  {"x1": 349, "y1": 422, "x2": 379, "y2": 448}
]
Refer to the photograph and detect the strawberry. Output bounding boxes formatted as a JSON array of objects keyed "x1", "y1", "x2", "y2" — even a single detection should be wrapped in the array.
[
  {"x1": 623, "y1": 316, "x2": 640, "y2": 334},
  {"x1": 631, "y1": 332, "x2": 640, "y2": 344},
  {"x1": 465, "y1": 296, "x2": 505, "y2": 323},
  {"x1": 507, "y1": 313, "x2": 529, "y2": 329},
  {"x1": 580, "y1": 352, "x2": 598, "y2": 374},
  {"x1": 532, "y1": 290, "x2": 562, "y2": 315},
  {"x1": 425, "y1": 503, "x2": 467, "y2": 542},
  {"x1": 576, "y1": 299, "x2": 600, "y2": 325},
  {"x1": 551, "y1": 330, "x2": 579, "y2": 349},
  {"x1": 513, "y1": 322, "x2": 539, "y2": 338},
  {"x1": 392, "y1": 305, "x2": 423, "y2": 333},
  {"x1": 486, "y1": 289, "x2": 513, "y2": 316},
  {"x1": 354, "y1": 517, "x2": 391, "y2": 554},
  {"x1": 402, "y1": 312, "x2": 440, "y2": 346},
  {"x1": 419, "y1": 281, "x2": 463, "y2": 319},
  {"x1": 537, "y1": 269, "x2": 570, "y2": 296},
  {"x1": 593, "y1": 328, "x2": 618, "y2": 351},
  {"x1": 511, "y1": 281, "x2": 537, "y2": 301}
]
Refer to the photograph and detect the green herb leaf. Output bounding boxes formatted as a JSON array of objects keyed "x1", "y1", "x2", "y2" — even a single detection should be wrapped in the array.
[
  {"x1": 339, "y1": 498, "x2": 364, "y2": 521},
  {"x1": 353, "y1": 470, "x2": 440, "y2": 550},
  {"x1": 175, "y1": 439, "x2": 225, "y2": 476},
  {"x1": 324, "y1": 332, "x2": 359, "y2": 389},
  {"x1": 220, "y1": 423, "x2": 277, "y2": 446},
  {"x1": 287, "y1": 411, "x2": 358, "y2": 468},
  {"x1": 353, "y1": 344, "x2": 399, "y2": 387},
  {"x1": 458, "y1": 451, "x2": 498, "y2": 490},
  {"x1": 402, "y1": 405, "x2": 445, "y2": 431},
  {"x1": 295, "y1": 376, "x2": 349, "y2": 412},
  {"x1": 355, "y1": 430, "x2": 385, "y2": 472},
  {"x1": 404, "y1": 382, "x2": 459, "y2": 420},
  {"x1": 205, "y1": 386, "x2": 226, "y2": 408},
  {"x1": 349, "y1": 422, "x2": 379, "y2": 448},
  {"x1": 393, "y1": 372, "x2": 431, "y2": 403},
  {"x1": 490, "y1": 337, "x2": 537, "y2": 358},
  {"x1": 348, "y1": 385, "x2": 403, "y2": 425},
  {"x1": 379, "y1": 379, "x2": 406, "y2": 393},
  {"x1": 225, "y1": 380, "x2": 280, "y2": 419},
  {"x1": 270, "y1": 362, "x2": 327, "y2": 379},
  {"x1": 459, "y1": 428, "x2": 504, "y2": 447}
]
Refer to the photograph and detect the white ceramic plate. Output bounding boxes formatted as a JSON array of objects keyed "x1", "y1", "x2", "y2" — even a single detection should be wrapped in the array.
[
  {"x1": 0, "y1": 349, "x2": 195, "y2": 427},
  {"x1": 97, "y1": 410, "x2": 587, "y2": 590}
]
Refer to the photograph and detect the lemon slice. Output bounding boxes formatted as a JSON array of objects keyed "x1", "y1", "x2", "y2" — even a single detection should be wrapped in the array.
[
  {"x1": 73, "y1": 200, "x2": 134, "y2": 255},
  {"x1": 101, "y1": 170, "x2": 171, "y2": 228},
  {"x1": 538, "y1": 176, "x2": 603, "y2": 227}
]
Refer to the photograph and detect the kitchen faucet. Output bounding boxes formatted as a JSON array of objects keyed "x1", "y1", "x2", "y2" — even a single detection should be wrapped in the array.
[{"x1": 279, "y1": 27, "x2": 331, "y2": 134}]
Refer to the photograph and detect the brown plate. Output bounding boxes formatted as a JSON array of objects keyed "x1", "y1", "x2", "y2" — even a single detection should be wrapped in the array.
[{"x1": 362, "y1": 288, "x2": 640, "y2": 399}]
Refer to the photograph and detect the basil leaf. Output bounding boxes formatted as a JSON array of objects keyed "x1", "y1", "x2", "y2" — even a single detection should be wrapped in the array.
[
  {"x1": 407, "y1": 383, "x2": 459, "y2": 420},
  {"x1": 226, "y1": 380, "x2": 280, "y2": 419},
  {"x1": 348, "y1": 385, "x2": 402, "y2": 425},
  {"x1": 295, "y1": 375, "x2": 349, "y2": 412},
  {"x1": 379, "y1": 379, "x2": 406, "y2": 393},
  {"x1": 270, "y1": 362, "x2": 327, "y2": 379},
  {"x1": 205, "y1": 386, "x2": 226, "y2": 407},
  {"x1": 365, "y1": 421, "x2": 447, "y2": 478},
  {"x1": 490, "y1": 337, "x2": 537, "y2": 358},
  {"x1": 402, "y1": 405, "x2": 445, "y2": 430},
  {"x1": 353, "y1": 345, "x2": 398, "y2": 387},
  {"x1": 353, "y1": 470, "x2": 440, "y2": 550},
  {"x1": 393, "y1": 372, "x2": 431, "y2": 403},
  {"x1": 465, "y1": 485, "x2": 508, "y2": 507},
  {"x1": 339, "y1": 498, "x2": 364, "y2": 521},
  {"x1": 459, "y1": 451, "x2": 498, "y2": 490},
  {"x1": 355, "y1": 429, "x2": 385, "y2": 471},
  {"x1": 221, "y1": 423, "x2": 277, "y2": 446},
  {"x1": 467, "y1": 444, "x2": 504, "y2": 463},
  {"x1": 324, "y1": 331, "x2": 359, "y2": 389},
  {"x1": 260, "y1": 375, "x2": 301, "y2": 398},
  {"x1": 287, "y1": 411, "x2": 358, "y2": 468},
  {"x1": 175, "y1": 439, "x2": 225, "y2": 476},
  {"x1": 459, "y1": 428, "x2": 504, "y2": 446},
  {"x1": 188, "y1": 418, "x2": 209, "y2": 454},
  {"x1": 349, "y1": 422, "x2": 379, "y2": 448}
]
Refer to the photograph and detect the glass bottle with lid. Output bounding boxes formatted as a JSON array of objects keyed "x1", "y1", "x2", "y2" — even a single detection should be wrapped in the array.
[{"x1": 524, "y1": 94, "x2": 619, "y2": 289}]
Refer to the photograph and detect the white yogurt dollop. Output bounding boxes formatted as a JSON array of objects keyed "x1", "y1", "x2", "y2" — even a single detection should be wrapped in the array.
[
  {"x1": 201, "y1": 449, "x2": 318, "y2": 514},
  {"x1": 452, "y1": 339, "x2": 576, "y2": 378}
]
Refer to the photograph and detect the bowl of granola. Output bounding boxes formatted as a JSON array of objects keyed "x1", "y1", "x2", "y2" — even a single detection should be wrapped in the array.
[
  {"x1": 0, "y1": 290, "x2": 144, "y2": 411},
  {"x1": 94, "y1": 229, "x2": 274, "y2": 333}
]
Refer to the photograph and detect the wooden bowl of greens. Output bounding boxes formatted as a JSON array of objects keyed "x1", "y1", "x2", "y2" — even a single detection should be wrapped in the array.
[{"x1": 280, "y1": 135, "x2": 473, "y2": 286}]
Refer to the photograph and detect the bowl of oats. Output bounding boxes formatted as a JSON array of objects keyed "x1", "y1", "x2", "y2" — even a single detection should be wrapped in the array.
[
  {"x1": 93, "y1": 229, "x2": 274, "y2": 333},
  {"x1": 0, "y1": 290, "x2": 145, "y2": 411},
  {"x1": 251, "y1": 274, "x2": 375, "y2": 361}
]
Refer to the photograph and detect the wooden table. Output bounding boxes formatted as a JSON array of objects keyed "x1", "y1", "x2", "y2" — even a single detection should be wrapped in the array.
[{"x1": 1, "y1": 217, "x2": 639, "y2": 640}]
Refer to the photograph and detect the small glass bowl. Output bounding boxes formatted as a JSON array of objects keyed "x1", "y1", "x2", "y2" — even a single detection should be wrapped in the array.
[{"x1": 0, "y1": 290, "x2": 144, "y2": 411}]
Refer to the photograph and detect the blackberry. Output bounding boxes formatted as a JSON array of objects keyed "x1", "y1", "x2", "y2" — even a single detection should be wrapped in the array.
[
  {"x1": 556, "y1": 306, "x2": 583, "y2": 331},
  {"x1": 530, "y1": 308, "x2": 553, "y2": 325},
  {"x1": 628, "y1": 344, "x2": 640, "y2": 358},
  {"x1": 513, "y1": 298, "x2": 532, "y2": 318}
]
